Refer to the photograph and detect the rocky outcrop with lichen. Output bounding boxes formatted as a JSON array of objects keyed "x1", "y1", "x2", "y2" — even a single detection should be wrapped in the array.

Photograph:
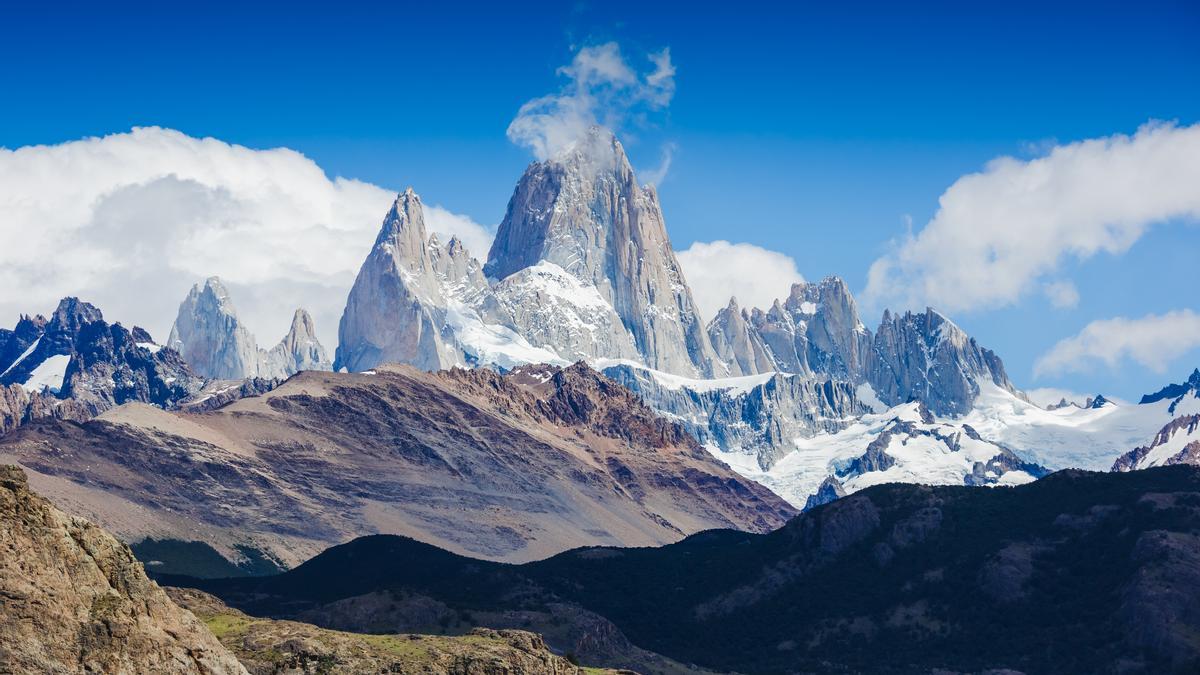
[
  {"x1": 167, "y1": 587, "x2": 592, "y2": 675},
  {"x1": 0, "y1": 464, "x2": 247, "y2": 674}
]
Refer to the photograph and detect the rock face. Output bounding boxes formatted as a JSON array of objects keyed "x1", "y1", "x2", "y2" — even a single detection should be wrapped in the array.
[
  {"x1": 1140, "y1": 368, "x2": 1200, "y2": 412},
  {"x1": 747, "y1": 277, "x2": 872, "y2": 382},
  {"x1": 169, "y1": 278, "x2": 261, "y2": 380},
  {"x1": 709, "y1": 279, "x2": 1014, "y2": 418},
  {"x1": 0, "y1": 298, "x2": 204, "y2": 435},
  {"x1": 259, "y1": 309, "x2": 330, "y2": 379},
  {"x1": 803, "y1": 476, "x2": 846, "y2": 511},
  {"x1": 170, "y1": 277, "x2": 330, "y2": 380},
  {"x1": 868, "y1": 307, "x2": 1014, "y2": 417},
  {"x1": 0, "y1": 363, "x2": 795, "y2": 569},
  {"x1": 0, "y1": 465, "x2": 247, "y2": 674},
  {"x1": 707, "y1": 298, "x2": 776, "y2": 377},
  {"x1": 485, "y1": 127, "x2": 717, "y2": 377},
  {"x1": 601, "y1": 363, "x2": 867, "y2": 470},
  {"x1": 334, "y1": 190, "x2": 523, "y2": 373}
]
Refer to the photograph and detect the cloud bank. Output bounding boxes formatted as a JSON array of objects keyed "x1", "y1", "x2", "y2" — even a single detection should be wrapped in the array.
[
  {"x1": 507, "y1": 42, "x2": 676, "y2": 162},
  {"x1": 1034, "y1": 309, "x2": 1200, "y2": 377},
  {"x1": 676, "y1": 240, "x2": 806, "y2": 321},
  {"x1": 0, "y1": 127, "x2": 490, "y2": 350},
  {"x1": 864, "y1": 121, "x2": 1200, "y2": 314}
]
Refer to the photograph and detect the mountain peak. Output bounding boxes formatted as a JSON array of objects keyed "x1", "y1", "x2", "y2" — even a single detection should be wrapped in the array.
[
  {"x1": 484, "y1": 128, "x2": 717, "y2": 376},
  {"x1": 50, "y1": 297, "x2": 103, "y2": 332}
]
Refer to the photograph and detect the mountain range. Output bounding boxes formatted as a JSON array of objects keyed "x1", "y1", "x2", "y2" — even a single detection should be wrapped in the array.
[
  {"x1": 0, "y1": 361, "x2": 792, "y2": 570},
  {"x1": 2, "y1": 125, "x2": 1197, "y2": 520},
  {"x1": 3, "y1": 124, "x2": 1200, "y2": 672}
]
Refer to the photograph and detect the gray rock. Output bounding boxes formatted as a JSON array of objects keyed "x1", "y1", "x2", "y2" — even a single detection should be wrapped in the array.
[
  {"x1": 601, "y1": 363, "x2": 867, "y2": 469},
  {"x1": 868, "y1": 307, "x2": 1015, "y2": 417},
  {"x1": 803, "y1": 476, "x2": 847, "y2": 511},
  {"x1": 707, "y1": 298, "x2": 776, "y2": 377},
  {"x1": 486, "y1": 127, "x2": 717, "y2": 377},
  {"x1": 0, "y1": 298, "x2": 204, "y2": 434},
  {"x1": 170, "y1": 278, "x2": 329, "y2": 380},
  {"x1": 259, "y1": 308, "x2": 331, "y2": 379},
  {"x1": 748, "y1": 277, "x2": 872, "y2": 382},
  {"x1": 168, "y1": 277, "x2": 261, "y2": 379},
  {"x1": 335, "y1": 190, "x2": 475, "y2": 373}
]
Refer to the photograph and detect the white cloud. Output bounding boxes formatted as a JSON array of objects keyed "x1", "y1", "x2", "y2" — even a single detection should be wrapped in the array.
[
  {"x1": 1034, "y1": 309, "x2": 1200, "y2": 377},
  {"x1": 676, "y1": 240, "x2": 805, "y2": 321},
  {"x1": 507, "y1": 42, "x2": 676, "y2": 161},
  {"x1": 864, "y1": 121, "x2": 1200, "y2": 314},
  {"x1": 424, "y1": 204, "x2": 495, "y2": 261},
  {"x1": 0, "y1": 127, "x2": 489, "y2": 351},
  {"x1": 1042, "y1": 280, "x2": 1080, "y2": 309},
  {"x1": 638, "y1": 141, "x2": 676, "y2": 186}
]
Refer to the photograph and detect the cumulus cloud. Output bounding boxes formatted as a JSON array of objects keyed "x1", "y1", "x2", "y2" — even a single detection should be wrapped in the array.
[
  {"x1": 864, "y1": 121, "x2": 1200, "y2": 314},
  {"x1": 0, "y1": 127, "x2": 490, "y2": 350},
  {"x1": 507, "y1": 42, "x2": 676, "y2": 161},
  {"x1": 676, "y1": 240, "x2": 806, "y2": 321},
  {"x1": 424, "y1": 204, "x2": 495, "y2": 261},
  {"x1": 1034, "y1": 309, "x2": 1200, "y2": 377},
  {"x1": 1025, "y1": 387, "x2": 1093, "y2": 408},
  {"x1": 1042, "y1": 280, "x2": 1080, "y2": 309}
]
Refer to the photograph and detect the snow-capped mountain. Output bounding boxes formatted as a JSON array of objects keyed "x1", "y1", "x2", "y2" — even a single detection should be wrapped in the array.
[
  {"x1": 485, "y1": 126, "x2": 718, "y2": 377},
  {"x1": 334, "y1": 188, "x2": 560, "y2": 372},
  {"x1": 326, "y1": 126, "x2": 1047, "y2": 506},
  {"x1": 1111, "y1": 370, "x2": 1200, "y2": 471},
  {"x1": 719, "y1": 400, "x2": 1046, "y2": 508},
  {"x1": 169, "y1": 276, "x2": 330, "y2": 379},
  {"x1": 0, "y1": 297, "x2": 202, "y2": 432}
]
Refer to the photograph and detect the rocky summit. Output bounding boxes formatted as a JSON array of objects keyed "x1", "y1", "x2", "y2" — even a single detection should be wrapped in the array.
[
  {"x1": 0, "y1": 297, "x2": 203, "y2": 435},
  {"x1": 0, "y1": 362, "x2": 794, "y2": 570},
  {"x1": 169, "y1": 277, "x2": 331, "y2": 380},
  {"x1": 486, "y1": 127, "x2": 718, "y2": 377}
]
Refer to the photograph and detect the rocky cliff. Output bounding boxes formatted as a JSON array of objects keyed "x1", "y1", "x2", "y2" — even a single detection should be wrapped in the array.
[
  {"x1": 334, "y1": 190, "x2": 510, "y2": 372},
  {"x1": 485, "y1": 127, "x2": 717, "y2": 377},
  {"x1": 0, "y1": 464, "x2": 247, "y2": 674},
  {"x1": 170, "y1": 278, "x2": 330, "y2": 380},
  {"x1": 259, "y1": 309, "x2": 331, "y2": 379},
  {"x1": 0, "y1": 298, "x2": 204, "y2": 435}
]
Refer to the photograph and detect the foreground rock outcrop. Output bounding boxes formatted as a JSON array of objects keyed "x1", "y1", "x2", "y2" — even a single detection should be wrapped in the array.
[
  {"x1": 0, "y1": 465, "x2": 247, "y2": 674},
  {"x1": 167, "y1": 588, "x2": 593, "y2": 675}
]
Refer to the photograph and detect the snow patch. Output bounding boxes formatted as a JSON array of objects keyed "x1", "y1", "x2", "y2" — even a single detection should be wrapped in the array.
[
  {"x1": 592, "y1": 358, "x2": 783, "y2": 396},
  {"x1": 1, "y1": 337, "x2": 41, "y2": 377},
  {"x1": 446, "y1": 300, "x2": 569, "y2": 370},
  {"x1": 136, "y1": 342, "x2": 162, "y2": 354},
  {"x1": 20, "y1": 354, "x2": 71, "y2": 393}
]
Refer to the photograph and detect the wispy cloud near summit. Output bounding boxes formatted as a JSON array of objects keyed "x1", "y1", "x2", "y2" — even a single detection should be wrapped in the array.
[{"x1": 507, "y1": 42, "x2": 676, "y2": 161}]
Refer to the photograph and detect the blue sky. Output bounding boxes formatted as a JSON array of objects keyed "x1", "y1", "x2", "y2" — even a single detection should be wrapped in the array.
[{"x1": 2, "y1": 0, "x2": 1198, "y2": 399}]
